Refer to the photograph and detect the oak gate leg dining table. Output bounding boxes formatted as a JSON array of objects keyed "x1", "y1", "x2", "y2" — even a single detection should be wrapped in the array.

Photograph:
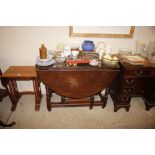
[{"x1": 36, "y1": 63, "x2": 120, "y2": 111}]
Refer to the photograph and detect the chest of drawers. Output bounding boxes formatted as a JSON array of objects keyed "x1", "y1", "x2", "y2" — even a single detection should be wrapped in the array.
[{"x1": 109, "y1": 60, "x2": 155, "y2": 112}]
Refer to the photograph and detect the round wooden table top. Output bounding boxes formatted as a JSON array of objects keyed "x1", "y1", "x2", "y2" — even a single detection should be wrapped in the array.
[{"x1": 37, "y1": 65, "x2": 119, "y2": 98}]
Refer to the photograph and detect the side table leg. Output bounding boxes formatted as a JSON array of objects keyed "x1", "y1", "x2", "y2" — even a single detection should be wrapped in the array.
[
  {"x1": 11, "y1": 80, "x2": 20, "y2": 99},
  {"x1": 2, "y1": 78, "x2": 20, "y2": 111},
  {"x1": 8, "y1": 81, "x2": 21, "y2": 111},
  {"x1": 0, "y1": 120, "x2": 16, "y2": 128},
  {"x1": 33, "y1": 78, "x2": 42, "y2": 111},
  {"x1": 0, "y1": 89, "x2": 7, "y2": 101}
]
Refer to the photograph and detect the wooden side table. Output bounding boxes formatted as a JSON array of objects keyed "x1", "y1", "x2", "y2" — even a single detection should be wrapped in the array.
[{"x1": 1, "y1": 66, "x2": 42, "y2": 111}]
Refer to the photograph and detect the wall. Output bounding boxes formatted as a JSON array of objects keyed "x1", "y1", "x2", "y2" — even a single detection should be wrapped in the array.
[{"x1": 0, "y1": 26, "x2": 155, "y2": 91}]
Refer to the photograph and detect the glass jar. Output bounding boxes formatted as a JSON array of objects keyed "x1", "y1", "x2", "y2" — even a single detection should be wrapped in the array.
[
  {"x1": 147, "y1": 41, "x2": 155, "y2": 63},
  {"x1": 119, "y1": 48, "x2": 133, "y2": 55},
  {"x1": 96, "y1": 42, "x2": 105, "y2": 59},
  {"x1": 134, "y1": 40, "x2": 147, "y2": 57},
  {"x1": 105, "y1": 45, "x2": 113, "y2": 55}
]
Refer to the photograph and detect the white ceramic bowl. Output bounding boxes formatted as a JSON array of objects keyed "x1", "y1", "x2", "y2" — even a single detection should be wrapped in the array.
[
  {"x1": 38, "y1": 54, "x2": 52, "y2": 62},
  {"x1": 102, "y1": 58, "x2": 118, "y2": 66},
  {"x1": 55, "y1": 57, "x2": 65, "y2": 63},
  {"x1": 89, "y1": 59, "x2": 99, "y2": 66},
  {"x1": 36, "y1": 59, "x2": 55, "y2": 66}
]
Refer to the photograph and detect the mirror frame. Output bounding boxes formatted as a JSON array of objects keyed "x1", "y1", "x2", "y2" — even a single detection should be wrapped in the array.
[{"x1": 69, "y1": 26, "x2": 135, "y2": 38}]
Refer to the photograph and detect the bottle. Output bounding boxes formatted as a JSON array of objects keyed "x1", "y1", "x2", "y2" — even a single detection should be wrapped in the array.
[{"x1": 39, "y1": 44, "x2": 47, "y2": 59}]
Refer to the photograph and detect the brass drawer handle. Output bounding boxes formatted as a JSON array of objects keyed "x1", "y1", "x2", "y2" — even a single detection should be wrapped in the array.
[
  {"x1": 123, "y1": 88, "x2": 132, "y2": 93},
  {"x1": 126, "y1": 79, "x2": 135, "y2": 85},
  {"x1": 121, "y1": 97, "x2": 129, "y2": 102},
  {"x1": 134, "y1": 70, "x2": 143, "y2": 76}
]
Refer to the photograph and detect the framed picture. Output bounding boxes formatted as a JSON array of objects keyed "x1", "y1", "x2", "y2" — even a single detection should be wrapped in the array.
[{"x1": 69, "y1": 26, "x2": 135, "y2": 38}]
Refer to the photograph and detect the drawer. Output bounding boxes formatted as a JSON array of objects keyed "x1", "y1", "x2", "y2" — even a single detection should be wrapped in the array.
[
  {"x1": 117, "y1": 97, "x2": 131, "y2": 105},
  {"x1": 125, "y1": 70, "x2": 150, "y2": 77},
  {"x1": 120, "y1": 88, "x2": 134, "y2": 95},
  {"x1": 122, "y1": 78, "x2": 136, "y2": 87},
  {"x1": 150, "y1": 70, "x2": 155, "y2": 77}
]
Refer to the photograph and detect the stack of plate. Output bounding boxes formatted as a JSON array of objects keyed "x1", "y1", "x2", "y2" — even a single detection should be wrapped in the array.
[
  {"x1": 102, "y1": 55, "x2": 119, "y2": 66},
  {"x1": 36, "y1": 55, "x2": 55, "y2": 66},
  {"x1": 121, "y1": 55, "x2": 147, "y2": 65}
]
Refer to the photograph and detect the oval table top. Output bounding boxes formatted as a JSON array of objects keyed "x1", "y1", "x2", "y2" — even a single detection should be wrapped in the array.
[{"x1": 36, "y1": 63, "x2": 120, "y2": 98}]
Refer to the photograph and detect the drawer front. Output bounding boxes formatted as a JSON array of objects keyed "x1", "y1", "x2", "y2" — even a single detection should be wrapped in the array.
[
  {"x1": 122, "y1": 78, "x2": 137, "y2": 87},
  {"x1": 120, "y1": 88, "x2": 134, "y2": 95},
  {"x1": 125, "y1": 70, "x2": 150, "y2": 77},
  {"x1": 117, "y1": 97, "x2": 131, "y2": 105},
  {"x1": 150, "y1": 70, "x2": 155, "y2": 77}
]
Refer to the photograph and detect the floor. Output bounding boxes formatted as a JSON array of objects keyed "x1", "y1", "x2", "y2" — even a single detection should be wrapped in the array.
[{"x1": 0, "y1": 94, "x2": 155, "y2": 129}]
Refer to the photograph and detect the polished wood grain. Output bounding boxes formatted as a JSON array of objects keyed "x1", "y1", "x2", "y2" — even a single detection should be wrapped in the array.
[
  {"x1": 36, "y1": 64, "x2": 119, "y2": 111},
  {"x1": 2, "y1": 66, "x2": 42, "y2": 111},
  {"x1": 109, "y1": 60, "x2": 155, "y2": 112},
  {"x1": 2, "y1": 66, "x2": 36, "y2": 78}
]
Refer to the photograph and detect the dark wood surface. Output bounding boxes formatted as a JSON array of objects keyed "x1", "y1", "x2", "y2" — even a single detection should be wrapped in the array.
[
  {"x1": 109, "y1": 59, "x2": 155, "y2": 112},
  {"x1": 36, "y1": 63, "x2": 120, "y2": 111},
  {"x1": 2, "y1": 66, "x2": 36, "y2": 78}
]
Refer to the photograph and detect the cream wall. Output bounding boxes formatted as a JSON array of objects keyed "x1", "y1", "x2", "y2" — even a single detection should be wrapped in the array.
[{"x1": 0, "y1": 26, "x2": 155, "y2": 91}]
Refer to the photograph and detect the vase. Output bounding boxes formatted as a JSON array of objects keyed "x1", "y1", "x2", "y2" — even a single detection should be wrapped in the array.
[{"x1": 82, "y1": 40, "x2": 95, "y2": 51}]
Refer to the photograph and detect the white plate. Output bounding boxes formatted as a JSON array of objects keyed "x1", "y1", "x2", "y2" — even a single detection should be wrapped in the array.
[
  {"x1": 89, "y1": 59, "x2": 99, "y2": 66},
  {"x1": 37, "y1": 55, "x2": 52, "y2": 62},
  {"x1": 36, "y1": 59, "x2": 55, "y2": 66},
  {"x1": 122, "y1": 55, "x2": 146, "y2": 62}
]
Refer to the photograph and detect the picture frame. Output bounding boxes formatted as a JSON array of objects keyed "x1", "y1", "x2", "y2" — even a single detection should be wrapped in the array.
[{"x1": 69, "y1": 26, "x2": 135, "y2": 38}]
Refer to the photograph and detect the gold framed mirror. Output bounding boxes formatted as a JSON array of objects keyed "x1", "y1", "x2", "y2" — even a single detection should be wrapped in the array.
[{"x1": 69, "y1": 26, "x2": 135, "y2": 38}]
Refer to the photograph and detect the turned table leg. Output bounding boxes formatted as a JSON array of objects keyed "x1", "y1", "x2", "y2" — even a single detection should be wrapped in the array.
[
  {"x1": 102, "y1": 88, "x2": 109, "y2": 108},
  {"x1": 46, "y1": 86, "x2": 52, "y2": 111},
  {"x1": 33, "y1": 78, "x2": 42, "y2": 111},
  {"x1": 0, "y1": 120, "x2": 16, "y2": 128},
  {"x1": 0, "y1": 88, "x2": 15, "y2": 128},
  {"x1": 89, "y1": 96, "x2": 95, "y2": 109},
  {"x1": 2, "y1": 78, "x2": 20, "y2": 111},
  {"x1": 0, "y1": 89, "x2": 7, "y2": 101}
]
